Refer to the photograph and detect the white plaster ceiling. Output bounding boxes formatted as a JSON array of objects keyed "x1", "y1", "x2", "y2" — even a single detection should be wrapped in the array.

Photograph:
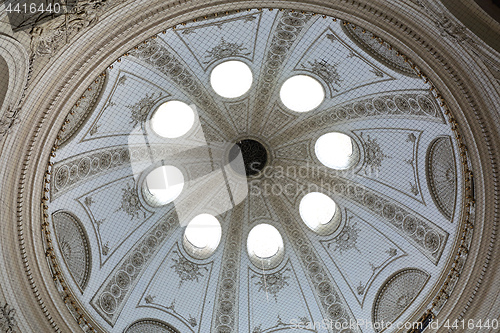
[{"x1": 46, "y1": 8, "x2": 462, "y2": 333}]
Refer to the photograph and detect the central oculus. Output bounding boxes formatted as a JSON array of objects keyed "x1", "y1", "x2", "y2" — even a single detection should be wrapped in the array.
[{"x1": 229, "y1": 139, "x2": 268, "y2": 177}]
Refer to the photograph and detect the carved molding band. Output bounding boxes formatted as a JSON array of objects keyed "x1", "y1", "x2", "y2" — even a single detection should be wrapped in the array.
[
  {"x1": 372, "y1": 268, "x2": 430, "y2": 332},
  {"x1": 51, "y1": 146, "x2": 131, "y2": 199},
  {"x1": 124, "y1": 319, "x2": 180, "y2": 333},
  {"x1": 59, "y1": 73, "x2": 107, "y2": 146},
  {"x1": 50, "y1": 144, "x2": 193, "y2": 199},
  {"x1": 0, "y1": 34, "x2": 31, "y2": 140},
  {"x1": 251, "y1": 10, "x2": 314, "y2": 130},
  {"x1": 52, "y1": 211, "x2": 92, "y2": 291},
  {"x1": 273, "y1": 92, "x2": 445, "y2": 143},
  {"x1": 210, "y1": 208, "x2": 243, "y2": 333},
  {"x1": 270, "y1": 195, "x2": 360, "y2": 333},
  {"x1": 275, "y1": 166, "x2": 449, "y2": 264},
  {"x1": 29, "y1": 0, "x2": 127, "y2": 60},
  {"x1": 128, "y1": 38, "x2": 233, "y2": 140},
  {"x1": 14, "y1": 2, "x2": 484, "y2": 332},
  {"x1": 426, "y1": 136, "x2": 457, "y2": 220},
  {"x1": 329, "y1": 177, "x2": 448, "y2": 264},
  {"x1": 342, "y1": 23, "x2": 417, "y2": 77},
  {"x1": 90, "y1": 213, "x2": 179, "y2": 326}
]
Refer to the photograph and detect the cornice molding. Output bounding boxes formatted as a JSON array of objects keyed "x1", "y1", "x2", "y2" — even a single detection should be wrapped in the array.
[{"x1": 0, "y1": 0, "x2": 498, "y2": 332}]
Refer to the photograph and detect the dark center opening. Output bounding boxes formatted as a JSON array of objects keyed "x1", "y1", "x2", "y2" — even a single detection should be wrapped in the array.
[{"x1": 229, "y1": 139, "x2": 268, "y2": 177}]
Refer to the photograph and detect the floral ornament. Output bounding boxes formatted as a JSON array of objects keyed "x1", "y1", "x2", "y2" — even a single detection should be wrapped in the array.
[
  {"x1": 253, "y1": 269, "x2": 290, "y2": 302},
  {"x1": 204, "y1": 38, "x2": 251, "y2": 63},
  {"x1": 370, "y1": 262, "x2": 382, "y2": 273},
  {"x1": 347, "y1": 51, "x2": 357, "y2": 58},
  {"x1": 370, "y1": 68, "x2": 384, "y2": 77},
  {"x1": 410, "y1": 182, "x2": 420, "y2": 196},
  {"x1": 92, "y1": 218, "x2": 110, "y2": 255},
  {"x1": 0, "y1": 108, "x2": 15, "y2": 138},
  {"x1": 90, "y1": 99, "x2": 115, "y2": 136},
  {"x1": 360, "y1": 133, "x2": 391, "y2": 174},
  {"x1": 386, "y1": 248, "x2": 398, "y2": 257},
  {"x1": 0, "y1": 303, "x2": 19, "y2": 333},
  {"x1": 252, "y1": 315, "x2": 291, "y2": 333},
  {"x1": 84, "y1": 196, "x2": 94, "y2": 207},
  {"x1": 102, "y1": 242, "x2": 110, "y2": 256},
  {"x1": 144, "y1": 295, "x2": 155, "y2": 304},
  {"x1": 117, "y1": 75, "x2": 127, "y2": 86},
  {"x1": 252, "y1": 324, "x2": 263, "y2": 333},
  {"x1": 95, "y1": 218, "x2": 105, "y2": 229},
  {"x1": 116, "y1": 183, "x2": 146, "y2": 220},
  {"x1": 357, "y1": 281, "x2": 365, "y2": 295},
  {"x1": 188, "y1": 315, "x2": 197, "y2": 327},
  {"x1": 126, "y1": 92, "x2": 162, "y2": 128},
  {"x1": 302, "y1": 59, "x2": 343, "y2": 89},
  {"x1": 326, "y1": 33, "x2": 338, "y2": 42},
  {"x1": 243, "y1": 15, "x2": 257, "y2": 23},
  {"x1": 153, "y1": 298, "x2": 198, "y2": 327},
  {"x1": 328, "y1": 218, "x2": 361, "y2": 254},
  {"x1": 406, "y1": 133, "x2": 417, "y2": 143},
  {"x1": 171, "y1": 251, "x2": 208, "y2": 287},
  {"x1": 89, "y1": 123, "x2": 100, "y2": 136},
  {"x1": 165, "y1": 300, "x2": 176, "y2": 311},
  {"x1": 435, "y1": 13, "x2": 471, "y2": 43},
  {"x1": 54, "y1": 166, "x2": 69, "y2": 188},
  {"x1": 181, "y1": 27, "x2": 196, "y2": 35}
]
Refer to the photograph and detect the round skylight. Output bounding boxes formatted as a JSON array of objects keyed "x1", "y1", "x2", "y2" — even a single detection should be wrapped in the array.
[
  {"x1": 184, "y1": 214, "x2": 222, "y2": 249},
  {"x1": 145, "y1": 165, "x2": 184, "y2": 205},
  {"x1": 315, "y1": 132, "x2": 355, "y2": 169},
  {"x1": 210, "y1": 60, "x2": 253, "y2": 98},
  {"x1": 150, "y1": 100, "x2": 195, "y2": 138},
  {"x1": 280, "y1": 75, "x2": 325, "y2": 112},
  {"x1": 300, "y1": 192, "x2": 337, "y2": 229},
  {"x1": 247, "y1": 224, "x2": 283, "y2": 258}
]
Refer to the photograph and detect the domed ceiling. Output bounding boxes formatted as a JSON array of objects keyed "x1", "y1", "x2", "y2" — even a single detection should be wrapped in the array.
[{"x1": 42, "y1": 7, "x2": 472, "y2": 333}]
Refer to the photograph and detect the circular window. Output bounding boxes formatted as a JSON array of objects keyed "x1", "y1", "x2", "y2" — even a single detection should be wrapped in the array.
[
  {"x1": 315, "y1": 132, "x2": 357, "y2": 169},
  {"x1": 210, "y1": 60, "x2": 253, "y2": 98},
  {"x1": 280, "y1": 75, "x2": 325, "y2": 112},
  {"x1": 299, "y1": 192, "x2": 341, "y2": 235},
  {"x1": 247, "y1": 224, "x2": 284, "y2": 269},
  {"x1": 183, "y1": 214, "x2": 222, "y2": 259},
  {"x1": 144, "y1": 165, "x2": 184, "y2": 206},
  {"x1": 151, "y1": 101, "x2": 195, "y2": 138}
]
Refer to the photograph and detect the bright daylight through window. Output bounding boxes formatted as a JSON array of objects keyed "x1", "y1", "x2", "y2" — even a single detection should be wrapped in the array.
[
  {"x1": 210, "y1": 60, "x2": 253, "y2": 98},
  {"x1": 145, "y1": 165, "x2": 184, "y2": 205},
  {"x1": 184, "y1": 214, "x2": 222, "y2": 249},
  {"x1": 247, "y1": 224, "x2": 283, "y2": 259},
  {"x1": 299, "y1": 192, "x2": 337, "y2": 231},
  {"x1": 150, "y1": 100, "x2": 195, "y2": 138},
  {"x1": 315, "y1": 132, "x2": 354, "y2": 169},
  {"x1": 280, "y1": 74, "x2": 325, "y2": 112}
]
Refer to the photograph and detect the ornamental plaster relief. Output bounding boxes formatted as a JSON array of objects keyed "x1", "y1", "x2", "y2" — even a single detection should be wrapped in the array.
[{"x1": 0, "y1": 0, "x2": 494, "y2": 332}]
